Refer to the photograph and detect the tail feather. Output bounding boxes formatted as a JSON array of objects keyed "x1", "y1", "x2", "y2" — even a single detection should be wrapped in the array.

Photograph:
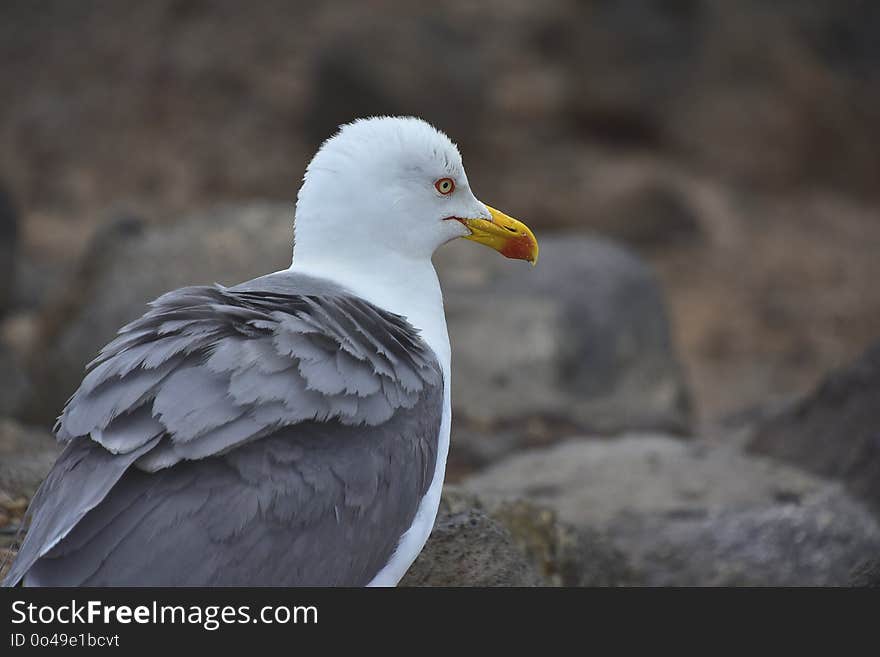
[{"x1": 2, "y1": 436, "x2": 160, "y2": 587}]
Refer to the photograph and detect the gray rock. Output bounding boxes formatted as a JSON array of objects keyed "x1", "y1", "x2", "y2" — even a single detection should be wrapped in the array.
[
  {"x1": 0, "y1": 185, "x2": 17, "y2": 316},
  {"x1": 0, "y1": 345, "x2": 29, "y2": 418},
  {"x1": 304, "y1": 18, "x2": 486, "y2": 155},
  {"x1": 24, "y1": 204, "x2": 691, "y2": 452},
  {"x1": 402, "y1": 504, "x2": 543, "y2": 587},
  {"x1": 479, "y1": 499, "x2": 634, "y2": 587},
  {"x1": 464, "y1": 435, "x2": 880, "y2": 585},
  {"x1": 22, "y1": 204, "x2": 295, "y2": 424},
  {"x1": 849, "y1": 558, "x2": 880, "y2": 587},
  {"x1": 437, "y1": 487, "x2": 634, "y2": 587},
  {"x1": 587, "y1": 174, "x2": 704, "y2": 250},
  {"x1": 748, "y1": 340, "x2": 880, "y2": 516},
  {"x1": 464, "y1": 435, "x2": 822, "y2": 527},
  {"x1": 0, "y1": 418, "x2": 59, "y2": 559},
  {"x1": 615, "y1": 489, "x2": 880, "y2": 586},
  {"x1": 437, "y1": 234, "x2": 691, "y2": 469},
  {"x1": 554, "y1": 0, "x2": 702, "y2": 149},
  {"x1": 543, "y1": 1, "x2": 880, "y2": 195},
  {"x1": 404, "y1": 487, "x2": 633, "y2": 587},
  {"x1": 0, "y1": 418, "x2": 60, "y2": 499}
]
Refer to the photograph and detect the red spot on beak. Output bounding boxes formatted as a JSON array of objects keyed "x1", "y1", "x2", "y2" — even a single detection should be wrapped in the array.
[{"x1": 501, "y1": 235, "x2": 537, "y2": 261}]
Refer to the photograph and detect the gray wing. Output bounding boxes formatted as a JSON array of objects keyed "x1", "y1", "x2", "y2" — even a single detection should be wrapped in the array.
[{"x1": 4, "y1": 271, "x2": 443, "y2": 586}]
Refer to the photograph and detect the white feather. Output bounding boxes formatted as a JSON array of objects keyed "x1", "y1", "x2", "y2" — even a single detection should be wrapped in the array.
[{"x1": 288, "y1": 116, "x2": 488, "y2": 585}]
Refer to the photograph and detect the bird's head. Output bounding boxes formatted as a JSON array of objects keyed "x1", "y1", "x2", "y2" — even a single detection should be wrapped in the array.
[{"x1": 293, "y1": 116, "x2": 538, "y2": 269}]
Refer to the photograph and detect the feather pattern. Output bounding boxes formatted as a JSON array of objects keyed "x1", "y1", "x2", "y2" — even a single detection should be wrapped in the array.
[
  {"x1": 55, "y1": 273, "x2": 441, "y2": 467},
  {"x1": 4, "y1": 271, "x2": 443, "y2": 587}
]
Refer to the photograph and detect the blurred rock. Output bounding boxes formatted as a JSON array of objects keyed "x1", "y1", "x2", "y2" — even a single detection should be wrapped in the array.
[
  {"x1": 538, "y1": 0, "x2": 880, "y2": 197},
  {"x1": 618, "y1": 488, "x2": 880, "y2": 586},
  {"x1": 402, "y1": 503, "x2": 543, "y2": 587},
  {"x1": 405, "y1": 487, "x2": 633, "y2": 586},
  {"x1": 0, "y1": 345, "x2": 29, "y2": 418},
  {"x1": 0, "y1": 417, "x2": 59, "y2": 499},
  {"x1": 24, "y1": 204, "x2": 691, "y2": 450},
  {"x1": 849, "y1": 559, "x2": 880, "y2": 587},
  {"x1": 2, "y1": 0, "x2": 879, "y2": 234},
  {"x1": 557, "y1": 0, "x2": 703, "y2": 150},
  {"x1": 304, "y1": 17, "x2": 486, "y2": 154},
  {"x1": 669, "y1": 1, "x2": 880, "y2": 196},
  {"x1": 2, "y1": 2, "x2": 879, "y2": 448},
  {"x1": 464, "y1": 435, "x2": 821, "y2": 526},
  {"x1": 748, "y1": 340, "x2": 880, "y2": 516},
  {"x1": 439, "y1": 487, "x2": 634, "y2": 587},
  {"x1": 0, "y1": 549, "x2": 16, "y2": 581},
  {"x1": 436, "y1": 234, "x2": 692, "y2": 472},
  {"x1": 0, "y1": 185, "x2": 18, "y2": 315},
  {"x1": 22, "y1": 204, "x2": 294, "y2": 423},
  {"x1": 588, "y1": 169, "x2": 705, "y2": 250},
  {"x1": 464, "y1": 434, "x2": 880, "y2": 585}
]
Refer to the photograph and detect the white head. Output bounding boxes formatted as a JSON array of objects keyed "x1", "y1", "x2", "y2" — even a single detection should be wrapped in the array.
[{"x1": 291, "y1": 116, "x2": 537, "y2": 273}]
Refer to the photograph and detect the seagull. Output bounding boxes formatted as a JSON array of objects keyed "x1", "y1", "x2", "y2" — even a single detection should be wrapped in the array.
[{"x1": 3, "y1": 116, "x2": 538, "y2": 587}]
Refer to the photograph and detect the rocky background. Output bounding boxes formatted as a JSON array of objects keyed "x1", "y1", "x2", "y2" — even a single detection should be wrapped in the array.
[{"x1": 2, "y1": 1, "x2": 880, "y2": 585}]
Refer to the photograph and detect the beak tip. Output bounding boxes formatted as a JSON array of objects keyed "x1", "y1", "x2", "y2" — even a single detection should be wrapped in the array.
[{"x1": 467, "y1": 204, "x2": 539, "y2": 268}]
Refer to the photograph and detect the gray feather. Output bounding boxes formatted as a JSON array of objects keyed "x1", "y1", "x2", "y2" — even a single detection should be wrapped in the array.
[
  {"x1": 4, "y1": 269, "x2": 444, "y2": 587},
  {"x1": 92, "y1": 406, "x2": 165, "y2": 454},
  {"x1": 63, "y1": 359, "x2": 180, "y2": 438},
  {"x1": 335, "y1": 350, "x2": 383, "y2": 396},
  {"x1": 4, "y1": 436, "x2": 161, "y2": 586},
  {"x1": 152, "y1": 366, "x2": 244, "y2": 442}
]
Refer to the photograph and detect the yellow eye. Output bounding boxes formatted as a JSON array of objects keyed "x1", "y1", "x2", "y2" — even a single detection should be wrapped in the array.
[{"x1": 435, "y1": 177, "x2": 455, "y2": 195}]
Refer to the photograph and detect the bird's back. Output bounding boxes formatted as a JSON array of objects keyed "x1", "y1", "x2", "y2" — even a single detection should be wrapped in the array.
[{"x1": 4, "y1": 270, "x2": 444, "y2": 586}]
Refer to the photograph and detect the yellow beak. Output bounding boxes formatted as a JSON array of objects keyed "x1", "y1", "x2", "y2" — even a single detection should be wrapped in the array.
[{"x1": 459, "y1": 205, "x2": 539, "y2": 266}]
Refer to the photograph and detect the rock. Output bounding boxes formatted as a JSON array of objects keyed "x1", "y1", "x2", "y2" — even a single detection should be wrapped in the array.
[
  {"x1": 402, "y1": 503, "x2": 543, "y2": 587},
  {"x1": 554, "y1": 0, "x2": 702, "y2": 149},
  {"x1": 464, "y1": 435, "x2": 821, "y2": 527},
  {"x1": 480, "y1": 498, "x2": 634, "y2": 587},
  {"x1": 0, "y1": 548, "x2": 15, "y2": 582},
  {"x1": 404, "y1": 487, "x2": 633, "y2": 587},
  {"x1": 436, "y1": 234, "x2": 692, "y2": 471},
  {"x1": 22, "y1": 204, "x2": 295, "y2": 424},
  {"x1": 0, "y1": 303, "x2": 37, "y2": 418},
  {"x1": 671, "y1": 1, "x2": 880, "y2": 196},
  {"x1": 542, "y1": 1, "x2": 880, "y2": 196},
  {"x1": 304, "y1": 17, "x2": 487, "y2": 156},
  {"x1": 587, "y1": 168, "x2": 705, "y2": 250},
  {"x1": 3, "y1": 1, "x2": 879, "y2": 232},
  {"x1": 614, "y1": 488, "x2": 880, "y2": 586},
  {"x1": 747, "y1": 340, "x2": 880, "y2": 516},
  {"x1": 0, "y1": 344, "x2": 29, "y2": 418},
  {"x1": 24, "y1": 204, "x2": 691, "y2": 452},
  {"x1": 464, "y1": 434, "x2": 880, "y2": 585},
  {"x1": 437, "y1": 487, "x2": 634, "y2": 587},
  {"x1": 0, "y1": 418, "x2": 60, "y2": 500},
  {"x1": 0, "y1": 184, "x2": 18, "y2": 316},
  {"x1": 849, "y1": 559, "x2": 880, "y2": 587}
]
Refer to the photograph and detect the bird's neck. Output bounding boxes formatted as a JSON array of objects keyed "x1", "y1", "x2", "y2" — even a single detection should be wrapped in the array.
[{"x1": 288, "y1": 251, "x2": 451, "y2": 375}]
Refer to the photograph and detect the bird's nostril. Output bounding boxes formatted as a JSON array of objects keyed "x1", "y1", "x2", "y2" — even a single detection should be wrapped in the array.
[{"x1": 504, "y1": 226, "x2": 517, "y2": 233}]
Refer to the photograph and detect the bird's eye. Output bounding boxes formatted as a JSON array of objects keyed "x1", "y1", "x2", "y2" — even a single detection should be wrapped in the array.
[{"x1": 435, "y1": 177, "x2": 455, "y2": 195}]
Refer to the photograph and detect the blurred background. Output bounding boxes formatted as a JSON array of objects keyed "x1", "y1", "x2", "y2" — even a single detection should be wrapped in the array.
[{"x1": 2, "y1": 0, "x2": 880, "y2": 585}]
